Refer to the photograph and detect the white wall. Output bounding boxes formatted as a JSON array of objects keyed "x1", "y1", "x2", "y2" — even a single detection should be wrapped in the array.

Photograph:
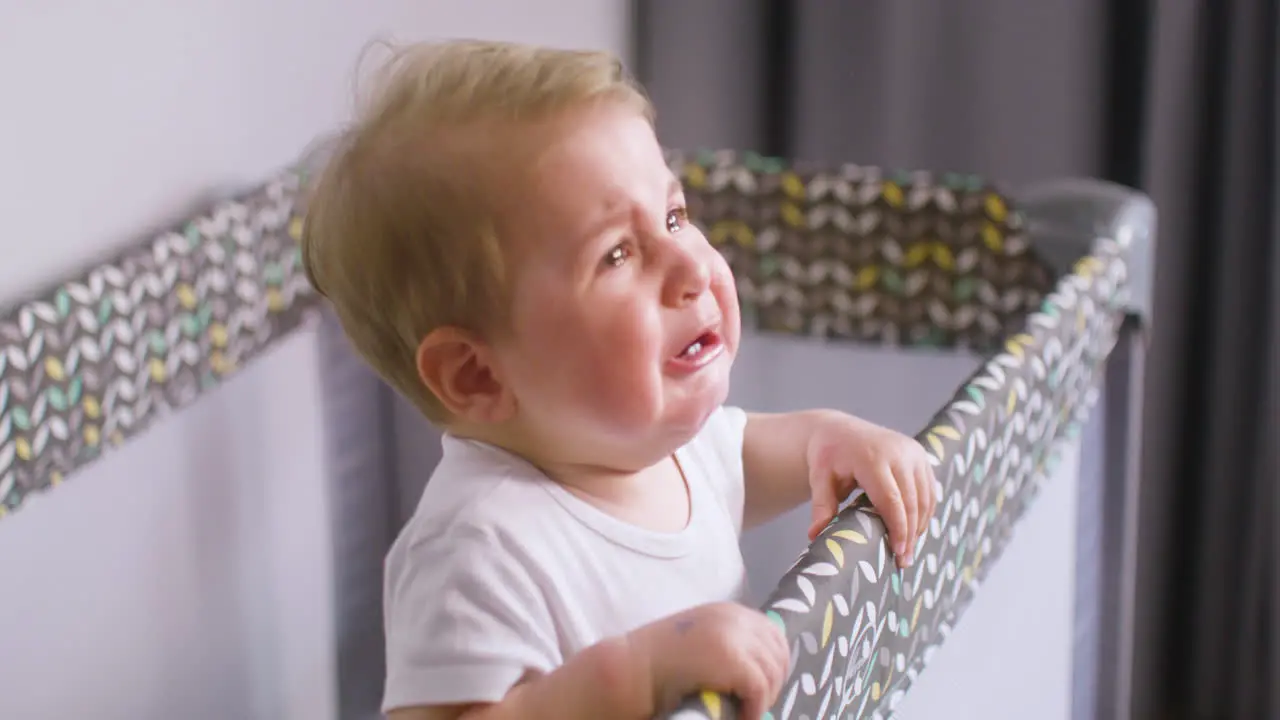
[{"x1": 0, "y1": 3, "x2": 628, "y2": 720}]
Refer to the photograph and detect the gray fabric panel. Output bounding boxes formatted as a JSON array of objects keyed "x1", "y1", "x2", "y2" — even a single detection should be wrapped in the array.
[
  {"x1": 317, "y1": 311, "x2": 398, "y2": 720},
  {"x1": 1075, "y1": 398, "x2": 1106, "y2": 720}
]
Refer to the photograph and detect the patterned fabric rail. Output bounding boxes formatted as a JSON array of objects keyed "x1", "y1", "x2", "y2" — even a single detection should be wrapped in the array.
[
  {"x1": 664, "y1": 153, "x2": 1134, "y2": 720},
  {"x1": 0, "y1": 172, "x2": 318, "y2": 517},
  {"x1": 671, "y1": 149, "x2": 1056, "y2": 351}
]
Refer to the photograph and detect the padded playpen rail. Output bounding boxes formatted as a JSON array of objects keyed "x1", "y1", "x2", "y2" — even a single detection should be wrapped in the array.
[{"x1": 0, "y1": 149, "x2": 1154, "y2": 720}]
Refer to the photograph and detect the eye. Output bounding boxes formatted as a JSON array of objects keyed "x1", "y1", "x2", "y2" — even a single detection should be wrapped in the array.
[
  {"x1": 603, "y1": 243, "x2": 633, "y2": 269},
  {"x1": 666, "y1": 206, "x2": 689, "y2": 234}
]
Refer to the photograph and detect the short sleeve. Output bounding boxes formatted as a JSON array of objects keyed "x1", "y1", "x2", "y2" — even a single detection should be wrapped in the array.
[
  {"x1": 689, "y1": 404, "x2": 748, "y2": 534},
  {"x1": 381, "y1": 524, "x2": 562, "y2": 712}
]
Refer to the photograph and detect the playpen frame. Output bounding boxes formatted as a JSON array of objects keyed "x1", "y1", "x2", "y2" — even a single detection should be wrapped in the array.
[{"x1": 0, "y1": 147, "x2": 1154, "y2": 720}]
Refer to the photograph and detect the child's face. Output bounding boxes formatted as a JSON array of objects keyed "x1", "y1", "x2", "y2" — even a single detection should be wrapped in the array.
[{"x1": 493, "y1": 103, "x2": 740, "y2": 471}]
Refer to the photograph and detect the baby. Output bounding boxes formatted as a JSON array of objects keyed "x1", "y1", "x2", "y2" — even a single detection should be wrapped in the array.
[{"x1": 301, "y1": 39, "x2": 937, "y2": 720}]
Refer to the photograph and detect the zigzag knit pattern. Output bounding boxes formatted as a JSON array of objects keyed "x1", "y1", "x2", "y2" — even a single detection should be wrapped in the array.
[{"x1": 0, "y1": 173, "x2": 319, "y2": 516}]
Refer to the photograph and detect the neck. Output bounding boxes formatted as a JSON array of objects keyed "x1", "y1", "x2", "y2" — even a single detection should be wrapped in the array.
[{"x1": 448, "y1": 424, "x2": 673, "y2": 505}]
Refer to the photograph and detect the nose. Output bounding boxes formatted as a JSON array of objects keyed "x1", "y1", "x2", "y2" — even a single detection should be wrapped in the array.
[{"x1": 660, "y1": 240, "x2": 711, "y2": 307}]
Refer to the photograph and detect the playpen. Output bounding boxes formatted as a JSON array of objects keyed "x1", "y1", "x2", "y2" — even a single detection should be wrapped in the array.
[{"x1": 0, "y1": 147, "x2": 1154, "y2": 719}]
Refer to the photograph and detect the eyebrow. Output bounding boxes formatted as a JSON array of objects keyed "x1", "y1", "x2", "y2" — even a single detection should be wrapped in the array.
[{"x1": 577, "y1": 175, "x2": 685, "y2": 241}]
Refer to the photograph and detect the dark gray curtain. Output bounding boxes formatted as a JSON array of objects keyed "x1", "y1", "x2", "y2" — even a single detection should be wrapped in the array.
[
  {"x1": 1129, "y1": 1, "x2": 1279, "y2": 718},
  {"x1": 634, "y1": 1, "x2": 1279, "y2": 719}
]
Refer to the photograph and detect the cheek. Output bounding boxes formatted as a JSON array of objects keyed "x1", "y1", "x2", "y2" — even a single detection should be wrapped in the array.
[
  {"x1": 708, "y1": 254, "x2": 742, "y2": 348},
  {"x1": 509, "y1": 294, "x2": 665, "y2": 414},
  {"x1": 574, "y1": 302, "x2": 666, "y2": 395}
]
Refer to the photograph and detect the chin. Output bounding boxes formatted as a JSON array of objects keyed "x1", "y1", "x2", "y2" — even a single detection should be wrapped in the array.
[{"x1": 667, "y1": 379, "x2": 730, "y2": 435}]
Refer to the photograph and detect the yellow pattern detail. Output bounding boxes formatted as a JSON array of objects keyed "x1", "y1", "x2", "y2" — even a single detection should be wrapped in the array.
[
  {"x1": 683, "y1": 163, "x2": 707, "y2": 189},
  {"x1": 970, "y1": 546, "x2": 986, "y2": 579},
  {"x1": 709, "y1": 221, "x2": 754, "y2": 248},
  {"x1": 872, "y1": 681, "x2": 882, "y2": 701},
  {"x1": 699, "y1": 690, "x2": 722, "y2": 718},
  {"x1": 903, "y1": 242, "x2": 958, "y2": 272},
  {"x1": 882, "y1": 183, "x2": 904, "y2": 207},
  {"x1": 1006, "y1": 390, "x2": 1018, "y2": 415},
  {"x1": 826, "y1": 538, "x2": 845, "y2": 567},
  {"x1": 176, "y1": 283, "x2": 197, "y2": 310},
  {"x1": 822, "y1": 601, "x2": 834, "y2": 647},
  {"x1": 288, "y1": 217, "x2": 304, "y2": 241},
  {"x1": 912, "y1": 596, "x2": 923, "y2": 631},
  {"x1": 905, "y1": 243, "x2": 931, "y2": 268},
  {"x1": 832, "y1": 529, "x2": 868, "y2": 544},
  {"x1": 83, "y1": 396, "x2": 101, "y2": 419},
  {"x1": 933, "y1": 244, "x2": 956, "y2": 271},
  {"x1": 44, "y1": 357, "x2": 65, "y2": 382},
  {"x1": 981, "y1": 222, "x2": 1004, "y2": 251},
  {"x1": 931, "y1": 425, "x2": 962, "y2": 440},
  {"x1": 50, "y1": 471, "x2": 63, "y2": 487},
  {"x1": 984, "y1": 193, "x2": 1008, "y2": 221},
  {"x1": 781, "y1": 202, "x2": 805, "y2": 228},
  {"x1": 149, "y1": 358, "x2": 167, "y2": 383},
  {"x1": 1074, "y1": 256, "x2": 1101, "y2": 277},
  {"x1": 84, "y1": 425, "x2": 100, "y2": 447},
  {"x1": 209, "y1": 323, "x2": 228, "y2": 348},
  {"x1": 210, "y1": 351, "x2": 236, "y2": 375},
  {"x1": 855, "y1": 266, "x2": 880, "y2": 290},
  {"x1": 781, "y1": 172, "x2": 806, "y2": 199},
  {"x1": 926, "y1": 433, "x2": 945, "y2": 457},
  {"x1": 15, "y1": 437, "x2": 30, "y2": 461},
  {"x1": 266, "y1": 288, "x2": 284, "y2": 313}
]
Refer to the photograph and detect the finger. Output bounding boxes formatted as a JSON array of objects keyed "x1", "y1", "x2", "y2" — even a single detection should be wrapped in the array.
[
  {"x1": 807, "y1": 460, "x2": 841, "y2": 542},
  {"x1": 916, "y1": 463, "x2": 936, "y2": 536},
  {"x1": 931, "y1": 476, "x2": 939, "y2": 524},
  {"x1": 859, "y1": 465, "x2": 909, "y2": 562},
  {"x1": 761, "y1": 652, "x2": 786, "y2": 715},
  {"x1": 745, "y1": 642, "x2": 786, "y2": 717},
  {"x1": 908, "y1": 466, "x2": 929, "y2": 565},
  {"x1": 760, "y1": 626, "x2": 790, "y2": 695},
  {"x1": 895, "y1": 463, "x2": 918, "y2": 564},
  {"x1": 736, "y1": 665, "x2": 769, "y2": 720}
]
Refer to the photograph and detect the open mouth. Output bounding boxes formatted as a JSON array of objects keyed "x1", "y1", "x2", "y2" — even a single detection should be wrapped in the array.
[
  {"x1": 669, "y1": 327, "x2": 725, "y2": 372},
  {"x1": 678, "y1": 331, "x2": 720, "y2": 360}
]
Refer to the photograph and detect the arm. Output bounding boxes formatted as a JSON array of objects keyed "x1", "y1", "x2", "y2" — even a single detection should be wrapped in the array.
[
  {"x1": 388, "y1": 602, "x2": 790, "y2": 720},
  {"x1": 741, "y1": 410, "x2": 844, "y2": 530},
  {"x1": 742, "y1": 409, "x2": 933, "y2": 562},
  {"x1": 388, "y1": 636, "x2": 651, "y2": 720}
]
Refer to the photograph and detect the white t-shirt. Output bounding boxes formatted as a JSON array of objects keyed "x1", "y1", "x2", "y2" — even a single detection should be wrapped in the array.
[{"x1": 382, "y1": 405, "x2": 750, "y2": 712}]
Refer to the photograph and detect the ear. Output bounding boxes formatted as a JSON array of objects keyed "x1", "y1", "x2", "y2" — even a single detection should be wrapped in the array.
[{"x1": 416, "y1": 327, "x2": 515, "y2": 424}]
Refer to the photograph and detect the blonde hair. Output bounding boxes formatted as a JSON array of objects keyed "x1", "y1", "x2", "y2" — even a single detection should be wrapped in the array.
[{"x1": 301, "y1": 39, "x2": 653, "y2": 423}]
